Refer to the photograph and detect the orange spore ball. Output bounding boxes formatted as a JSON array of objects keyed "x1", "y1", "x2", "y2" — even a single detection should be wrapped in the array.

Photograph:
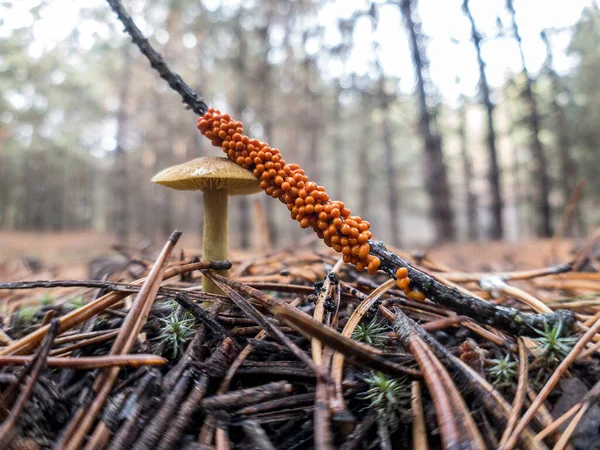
[
  {"x1": 407, "y1": 290, "x2": 426, "y2": 301},
  {"x1": 396, "y1": 267, "x2": 409, "y2": 279},
  {"x1": 396, "y1": 277, "x2": 410, "y2": 290},
  {"x1": 197, "y1": 108, "x2": 379, "y2": 273}
]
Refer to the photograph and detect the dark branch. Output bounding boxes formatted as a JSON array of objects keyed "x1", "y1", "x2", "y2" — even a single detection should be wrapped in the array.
[
  {"x1": 106, "y1": 0, "x2": 208, "y2": 116},
  {"x1": 369, "y1": 241, "x2": 575, "y2": 336}
]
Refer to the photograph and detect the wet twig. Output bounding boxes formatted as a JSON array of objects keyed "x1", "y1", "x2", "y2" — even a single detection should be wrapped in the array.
[
  {"x1": 202, "y1": 381, "x2": 293, "y2": 412},
  {"x1": 105, "y1": 0, "x2": 208, "y2": 115},
  {"x1": 369, "y1": 241, "x2": 576, "y2": 336}
]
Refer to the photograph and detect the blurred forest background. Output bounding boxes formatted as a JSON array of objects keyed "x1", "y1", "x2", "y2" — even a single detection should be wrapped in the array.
[{"x1": 1, "y1": 0, "x2": 599, "y2": 251}]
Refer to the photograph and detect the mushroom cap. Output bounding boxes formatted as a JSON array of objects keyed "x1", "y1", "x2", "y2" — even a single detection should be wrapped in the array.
[{"x1": 151, "y1": 156, "x2": 262, "y2": 196}]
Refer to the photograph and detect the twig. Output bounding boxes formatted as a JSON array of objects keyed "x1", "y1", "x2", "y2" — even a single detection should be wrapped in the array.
[
  {"x1": 395, "y1": 311, "x2": 486, "y2": 450},
  {"x1": 500, "y1": 311, "x2": 600, "y2": 450},
  {"x1": 202, "y1": 381, "x2": 292, "y2": 412},
  {"x1": 553, "y1": 401, "x2": 590, "y2": 450},
  {"x1": 499, "y1": 338, "x2": 529, "y2": 446},
  {"x1": 241, "y1": 420, "x2": 277, "y2": 450},
  {"x1": 535, "y1": 380, "x2": 600, "y2": 443},
  {"x1": 386, "y1": 305, "x2": 544, "y2": 449},
  {"x1": 108, "y1": 371, "x2": 159, "y2": 450},
  {"x1": 156, "y1": 374, "x2": 210, "y2": 450},
  {"x1": 339, "y1": 411, "x2": 377, "y2": 450},
  {"x1": 411, "y1": 381, "x2": 428, "y2": 450},
  {"x1": 0, "y1": 319, "x2": 60, "y2": 445},
  {"x1": 0, "y1": 354, "x2": 167, "y2": 369},
  {"x1": 369, "y1": 241, "x2": 575, "y2": 336},
  {"x1": 105, "y1": 0, "x2": 208, "y2": 115},
  {"x1": 103, "y1": 0, "x2": 573, "y2": 340},
  {"x1": 0, "y1": 261, "x2": 223, "y2": 356},
  {"x1": 235, "y1": 392, "x2": 315, "y2": 415},
  {"x1": 65, "y1": 231, "x2": 181, "y2": 450},
  {"x1": 439, "y1": 264, "x2": 572, "y2": 283},
  {"x1": 330, "y1": 278, "x2": 397, "y2": 414},
  {"x1": 213, "y1": 273, "x2": 419, "y2": 377},
  {"x1": 49, "y1": 330, "x2": 120, "y2": 357},
  {"x1": 205, "y1": 271, "x2": 327, "y2": 380},
  {"x1": 174, "y1": 292, "x2": 238, "y2": 349},
  {"x1": 133, "y1": 371, "x2": 192, "y2": 450}
]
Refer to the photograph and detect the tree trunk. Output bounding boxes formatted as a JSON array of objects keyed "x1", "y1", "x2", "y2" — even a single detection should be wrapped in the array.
[
  {"x1": 540, "y1": 30, "x2": 585, "y2": 236},
  {"x1": 458, "y1": 99, "x2": 479, "y2": 241},
  {"x1": 378, "y1": 77, "x2": 401, "y2": 247},
  {"x1": 234, "y1": 17, "x2": 251, "y2": 249},
  {"x1": 506, "y1": 0, "x2": 552, "y2": 237},
  {"x1": 113, "y1": 49, "x2": 131, "y2": 244},
  {"x1": 332, "y1": 82, "x2": 344, "y2": 201},
  {"x1": 358, "y1": 91, "x2": 371, "y2": 222},
  {"x1": 401, "y1": 0, "x2": 455, "y2": 241},
  {"x1": 463, "y1": 0, "x2": 503, "y2": 239},
  {"x1": 257, "y1": 3, "x2": 278, "y2": 247}
]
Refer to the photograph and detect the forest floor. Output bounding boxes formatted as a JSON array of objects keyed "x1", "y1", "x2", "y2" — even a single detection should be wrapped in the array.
[{"x1": 0, "y1": 231, "x2": 599, "y2": 449}]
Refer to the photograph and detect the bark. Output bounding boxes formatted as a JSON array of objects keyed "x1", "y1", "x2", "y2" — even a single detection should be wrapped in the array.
[
  {"x1": 401, "y1": 0, "x2": 455, "y2": 241},
  {"x1": 506, "y1": 0, "x2": 552, "y2": 237},
  {"x1": 458, "y1": 99, "x2": 479, "y2": 240},
  {"x1": 540, "y1": 30, "x2": 585, "y2": 237},
  {"x1": 463, "y1": 0, "x2": 503, "y2": 239}
]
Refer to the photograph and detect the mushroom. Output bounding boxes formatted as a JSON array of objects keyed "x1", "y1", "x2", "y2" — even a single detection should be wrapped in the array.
[{"x1": 152, "y1": 156, "x2": 261, "y2": 294}]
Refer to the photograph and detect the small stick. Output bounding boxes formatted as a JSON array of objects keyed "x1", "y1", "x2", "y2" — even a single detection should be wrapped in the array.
[
  {"x1": 411, "y1": 381, "x2": 428, "y2": 450},
  {"x1": 105, "y1": 0, "x2": 208, "y2": 115},
  {"x1": 500, "y1": 312, "x2": 600, "y2": 450},
  {"x1": 236, "y1": 392, "x2": 315, "y2": 416},
  {"x1": 0, "y1": 261, "x2": 226, "y2": 356},
  {"x1": 108, "y1": 371, "x2": 159, "y2": 450},
  {"x1": 369, "y1": 241, "x2": 575, "y2": 336},
  {"x1": 65, "y1": 231, "x2": 181, "y2": 450},
  {"x1": 49, "y1": 330, "x2": 119, "y2": 357},
  {"x1": 207, "y1": 273, "x2": 419, "y2": 378},
  {"x1": 132, "y1": 372, "x2": 192, "y2": 450},
  {"x1": 330, "y1": 278, "x2": 397, "y2": 414},
  {"x1": 553, "y1": 402, "x2": 590, "y2": 450},
  {"x1": 174, "y1": 292, "x2": 238, "y2": 349},
  {"x1": 395, "y1": 312, "x2": 486, "y2": 450},
  {"x1": 0, "y1": 265, "x2": 230, "y2": 292},
  {"x1": 499, "y1": 338, "x2": 529, "y2": 446},
  {"x1": 312, "y1": 259, "x2": 344, "y2": 366},
  {"x1": 202, "y1": 381, "x2": 292, "y2": 412},
  {"x1": 0, "y1": 354, "x2": 167, "y2": 369},
  {"x1": 0, "y1": 319, "x2": 59, "y2": 445},
  {"x1": 155, "y1": 374, "x2": 210, "y2": 450},
  {"x1": 241, "y1": 420, "x2": 277, "y2": 450},
  {"x1": 206, "y1": 271, "x2": 328, "y2": 380},
  {"x1": 439, "y1": 264, "x2": 572, "y2": 283}
]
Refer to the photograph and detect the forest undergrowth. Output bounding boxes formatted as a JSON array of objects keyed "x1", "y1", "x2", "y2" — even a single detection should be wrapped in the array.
[{"x1": 1, "y1": 232, "x2": 600, "y2": 449}]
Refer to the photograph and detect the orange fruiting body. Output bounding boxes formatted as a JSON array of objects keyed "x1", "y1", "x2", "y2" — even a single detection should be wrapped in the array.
[{"x1": 197, "y1": 108, "x2": 381, "y2": 273}]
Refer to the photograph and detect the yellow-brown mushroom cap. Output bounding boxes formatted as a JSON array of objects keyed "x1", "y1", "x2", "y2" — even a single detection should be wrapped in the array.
[{"x1": 151, "y1": 156, "x2": 261, "y2": 196}]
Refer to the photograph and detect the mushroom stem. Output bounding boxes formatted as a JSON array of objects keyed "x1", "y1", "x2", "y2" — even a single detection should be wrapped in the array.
[{"x1": 202, "y1": 188, "x2": 229, "y2": 294}]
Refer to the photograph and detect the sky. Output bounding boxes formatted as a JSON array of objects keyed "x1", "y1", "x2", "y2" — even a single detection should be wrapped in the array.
[{"x1": 1, "y1": 0, "x2": 597, "y2": 107}]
